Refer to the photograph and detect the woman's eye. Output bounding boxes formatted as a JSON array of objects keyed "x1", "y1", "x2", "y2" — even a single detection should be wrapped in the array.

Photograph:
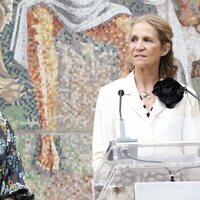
[
  {"x1": 131, "y1": 37, "x2": 137, "y2": 42},
  {"x1": 144, "y1": 38, "x2": 152, "y2": 42}
]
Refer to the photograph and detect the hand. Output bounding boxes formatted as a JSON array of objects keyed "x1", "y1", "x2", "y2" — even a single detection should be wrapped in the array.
[
  {"x1": 37, "y1": 135, "x2": 59, "y2": 171},
  {"x1": 4, "y1": 197, "x2": 14, "y2": 200}
]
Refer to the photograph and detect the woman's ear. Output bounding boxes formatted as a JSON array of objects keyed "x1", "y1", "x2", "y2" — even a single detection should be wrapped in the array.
[{"x1": 161, "y1": 43, "x2": 171, "y2": 56}]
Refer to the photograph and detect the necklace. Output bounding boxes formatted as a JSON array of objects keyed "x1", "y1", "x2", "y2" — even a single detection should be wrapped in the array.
[
  {"x1": 139, "y1": 95, "x2": 153, "y2": 117},
  {"x1": 140, "y1": 92, "x2": 151, "y2": 100}
]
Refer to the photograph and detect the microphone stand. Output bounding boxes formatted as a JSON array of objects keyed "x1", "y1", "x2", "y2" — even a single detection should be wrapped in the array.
[
  {"x1": 182, "y1": 86, "x2": 200, "y2": 102},
  {"x1": 117, "y1": 90, "x2": 137, "y2": 143},
  {"x1": 118, "y1": 90, "x2": 126, "y2": 139},
  {"x1": 107, "y1": 90, "x2": 137, "y2": 161}
]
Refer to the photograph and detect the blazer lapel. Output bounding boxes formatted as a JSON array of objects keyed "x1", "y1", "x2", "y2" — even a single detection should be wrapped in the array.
[
  {"x1": 123, "y1": 72, "x2": 150, "y2": 120},
  {"x1": 123, "y1": 72, "x2": 166, "y2": 120},
  {"x1": 151, "y1": 98, "x2": 166, "y2": 118}
]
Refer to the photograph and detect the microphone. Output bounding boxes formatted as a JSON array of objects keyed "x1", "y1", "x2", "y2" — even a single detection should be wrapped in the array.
[
  {"x1": 180, "y1": 86, "x2": 200, "y2": 102},
  {"x1": 161, "y1": 84, "x2": 200, "y2": 102},
  {"x1": 118, "y1": 90, "x2": 126, "y2": 139},
  {"x1": 118, "y1": 90, "x2": 124, "y2": 119},
  {"x1": 117, "y1": 90, "x2": 137, "y2": 143},
  {"x1": 106, "y1": 89, "x2": 137, "y2": 161}
]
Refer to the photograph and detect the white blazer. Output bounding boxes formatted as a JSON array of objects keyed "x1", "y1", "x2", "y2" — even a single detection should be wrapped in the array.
[{"x1": 92, "y1": 71, "x2": 200, "y2": 172}]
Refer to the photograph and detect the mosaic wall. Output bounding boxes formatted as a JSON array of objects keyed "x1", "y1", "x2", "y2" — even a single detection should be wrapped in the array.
[{"x1": 0, "y1": 0, "x2": 200, "y2": 199}]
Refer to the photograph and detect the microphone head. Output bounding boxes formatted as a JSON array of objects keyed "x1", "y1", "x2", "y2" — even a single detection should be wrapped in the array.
[
  {"x1": 118, "y1": 90, "x2": 124, "y2": 96},
  {"x1": 177, "y1": 86, "x2": 185, "y2": 96}
]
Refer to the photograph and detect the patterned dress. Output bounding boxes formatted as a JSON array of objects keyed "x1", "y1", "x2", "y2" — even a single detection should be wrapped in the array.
[{"x1": 0, "y1": 115, "x2": 34, "y2": 199}]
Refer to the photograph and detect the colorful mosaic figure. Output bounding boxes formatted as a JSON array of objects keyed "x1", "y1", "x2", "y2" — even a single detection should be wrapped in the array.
[{"x1": 10, "y1": 0, "x2": 131, "y2": 172}]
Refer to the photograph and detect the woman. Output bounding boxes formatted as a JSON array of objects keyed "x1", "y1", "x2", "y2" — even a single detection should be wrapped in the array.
[
  {"x1": 92, "y1": 15, "x2": 200, "y2": 199},
  {"x1": 0, "y1": 114, "x2": 34, "y2": 200}
]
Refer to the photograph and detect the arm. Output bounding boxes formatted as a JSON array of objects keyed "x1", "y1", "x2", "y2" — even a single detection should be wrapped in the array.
[
  {"x1": 92, "y1": 87, "x2": 115, "y2": 172},
  {"x1": 182, "y1": 88, "x2": 200, "y2": 143}
]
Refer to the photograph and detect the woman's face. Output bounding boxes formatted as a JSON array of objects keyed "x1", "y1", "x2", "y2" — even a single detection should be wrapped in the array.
[{"x1": 129, "y1": 21, "x2": 167, "y2": 70}]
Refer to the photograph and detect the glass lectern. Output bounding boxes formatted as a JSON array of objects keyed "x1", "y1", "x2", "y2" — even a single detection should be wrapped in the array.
[{"x1": 93, "y1": 140, "x2": 200, "y2": 200}]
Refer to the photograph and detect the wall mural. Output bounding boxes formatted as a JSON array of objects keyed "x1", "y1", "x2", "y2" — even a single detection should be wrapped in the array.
[{"x1": 0, "y1": 0, "x2": 200, "y2": 199}]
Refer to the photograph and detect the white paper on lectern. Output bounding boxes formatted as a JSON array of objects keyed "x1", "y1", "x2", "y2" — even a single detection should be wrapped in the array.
[{"x1": 135, "y1": 181, "x2": 200, "y2": 200}]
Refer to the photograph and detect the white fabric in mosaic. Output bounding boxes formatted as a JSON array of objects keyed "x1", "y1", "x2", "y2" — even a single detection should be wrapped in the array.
[
  {"x1": 0, "y1": 0, "x2": 13, "y2": 23},
  {"x1": 145, "y1": 0, "x2": 200, "y2": 87},
  {"x1": 10, "y1": 0, "x2": 131, "y2": 67}
]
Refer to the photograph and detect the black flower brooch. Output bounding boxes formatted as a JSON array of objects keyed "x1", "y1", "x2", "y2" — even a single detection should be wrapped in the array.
[{"x1": 152, "y1": 78, "x2": 185, "y2": 108}]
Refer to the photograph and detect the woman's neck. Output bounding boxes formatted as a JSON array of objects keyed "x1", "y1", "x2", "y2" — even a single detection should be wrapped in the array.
[{"x1": 134, "y1": 70, "x2": 159, "y2": 93}]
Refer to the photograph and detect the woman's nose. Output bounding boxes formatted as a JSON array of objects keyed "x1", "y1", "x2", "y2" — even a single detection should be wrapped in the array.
[{"x1": 134, "y1": 41, "x2": 144, "y2": 50}]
